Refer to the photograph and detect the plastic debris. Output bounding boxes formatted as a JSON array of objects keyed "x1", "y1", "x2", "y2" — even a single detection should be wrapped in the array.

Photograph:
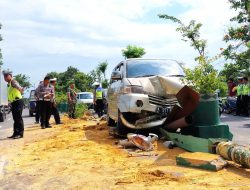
[
  {"x1": 163, "y1": 141, "x2": 176, "y2": 149},
  {"x1": 119, "y1": 133, "x2": 158, "y2": 151}
]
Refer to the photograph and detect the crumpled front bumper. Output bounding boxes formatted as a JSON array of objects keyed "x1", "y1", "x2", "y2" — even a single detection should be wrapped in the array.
[
  {"x1": 117, "y1": 94, "x2": 176, "y2": 129},
  {"x1": 118, "y1": 94, "x2": 157, "y2": 113}
]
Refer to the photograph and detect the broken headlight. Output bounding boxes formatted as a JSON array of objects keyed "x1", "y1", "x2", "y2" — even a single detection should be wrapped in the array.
[{"x1": 121, "y1": 86, "x2": 144, "y2": 94}]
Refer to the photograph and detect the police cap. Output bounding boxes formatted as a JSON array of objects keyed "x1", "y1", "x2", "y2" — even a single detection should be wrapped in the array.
[{"x1": 2, "y1": 69, "x2": 13, "y2": 76}]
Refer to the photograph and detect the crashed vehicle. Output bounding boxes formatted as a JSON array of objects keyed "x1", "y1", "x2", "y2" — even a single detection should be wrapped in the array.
[{"x1": 107, "y1": 58, "x2": 199, "y2": 135}]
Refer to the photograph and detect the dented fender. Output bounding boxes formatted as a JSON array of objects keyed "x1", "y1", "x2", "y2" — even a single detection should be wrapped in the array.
[{"x1": 117, "y1": 93, "x2": 157, "y2": 113}]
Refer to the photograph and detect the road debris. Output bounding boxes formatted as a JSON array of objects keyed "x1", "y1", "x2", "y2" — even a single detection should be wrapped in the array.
[
  {"x1": 176, "y1": 152, "x2": 228, "y2": 171},
  {"x1": 119, "y1": 133, "x2": 158, "y2": 151},
  {"x1": 1, "y1": 116, "x2": 250, "y2": 189},
  {"x1": 163, "y1": 141, "x2": 176, "y2": 149},
  {"x1": 216, "y1": 141, "x2": 250, "y2": 168}
]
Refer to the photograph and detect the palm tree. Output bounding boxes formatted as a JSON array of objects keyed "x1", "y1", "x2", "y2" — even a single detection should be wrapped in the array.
[{"x1": 98, "y1": 61, "x2": 108, "y2": 79}]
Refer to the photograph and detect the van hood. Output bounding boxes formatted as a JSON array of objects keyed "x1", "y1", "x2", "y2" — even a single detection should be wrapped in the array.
[{"x1": 127, "y1": 75, "x2": 184, "y2": 97}]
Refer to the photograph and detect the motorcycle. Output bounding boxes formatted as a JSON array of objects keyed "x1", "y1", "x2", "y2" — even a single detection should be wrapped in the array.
[
  {"x1": 224, "y1": 97, "x2": 237, "y2": 114},
  {"x1": 219, "y1": 97, "x2": 226, "y2": 116}
]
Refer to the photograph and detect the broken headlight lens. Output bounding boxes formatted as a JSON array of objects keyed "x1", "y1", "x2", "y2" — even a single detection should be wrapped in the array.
[{"x1": 121, "y1": 86, "x2": 144, "y2": 94}]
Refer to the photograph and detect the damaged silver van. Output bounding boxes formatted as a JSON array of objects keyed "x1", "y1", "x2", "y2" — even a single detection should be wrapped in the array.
[{"x1": 107, "y1": 58, "x2": 185, "y2": 135}]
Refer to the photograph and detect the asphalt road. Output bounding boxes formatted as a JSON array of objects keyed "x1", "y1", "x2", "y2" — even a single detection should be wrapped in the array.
[
  {"x1": 0, "y1": 109, "x2": 249, "y2": 145},
  {"x1": 0, "y1": 109, "x2": 35, "y2": 139},
  {"x1": 220, "y1": 114, "x2": 250, "y2": 145}
]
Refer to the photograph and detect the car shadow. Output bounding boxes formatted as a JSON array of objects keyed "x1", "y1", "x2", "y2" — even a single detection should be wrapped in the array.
[{"x1": 242, "y1": 124, "x2": 250, "y2": 128}]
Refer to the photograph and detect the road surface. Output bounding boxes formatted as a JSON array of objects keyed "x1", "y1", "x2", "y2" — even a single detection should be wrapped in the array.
[
  {"x1": 0, "y1": 110, "x2": 249, "y2": 144},
  {"x1": 220, "y1": 114, "x2": 250, "y2": 145},
  {"x1": 0, "y1": 109, "x2": 35, "y2": 139}
]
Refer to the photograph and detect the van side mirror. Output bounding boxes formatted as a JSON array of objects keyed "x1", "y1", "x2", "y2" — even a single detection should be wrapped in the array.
[{"x1": 111, "y1": 71, "x2": 122, "y2": 80}]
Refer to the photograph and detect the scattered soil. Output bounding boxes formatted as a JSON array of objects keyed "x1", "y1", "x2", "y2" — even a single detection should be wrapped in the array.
[{"x1": 0, "y1": 116, "x2": 249, "y2": 190}]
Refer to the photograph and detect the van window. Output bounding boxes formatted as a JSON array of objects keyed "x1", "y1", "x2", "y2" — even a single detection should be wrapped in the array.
[
  {"x1": 110, "y1": 63, "x2": 123, "y2": 83},
  {"x1": 126, "y1": 60, "x2": 184, "y2": 78},
  {"x1": 78, "y1": 93, "x2": 93, "y2": 99}
]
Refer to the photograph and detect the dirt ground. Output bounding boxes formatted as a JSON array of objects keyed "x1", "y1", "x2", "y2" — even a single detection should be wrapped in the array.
[{"x1": 0, "y1": 115, "x2": 249, "y2": 190}]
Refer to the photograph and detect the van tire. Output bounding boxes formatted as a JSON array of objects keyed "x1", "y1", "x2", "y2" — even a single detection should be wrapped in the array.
[
  {"x1": 117, "y1": 111, "x2": 133, "y2": 137},
  {"x1": 107, "y1": 115, "x2": 116, "y2": 126},
  {"x1": 0, "y1": 113, "x2": 4, "y2": 122}
]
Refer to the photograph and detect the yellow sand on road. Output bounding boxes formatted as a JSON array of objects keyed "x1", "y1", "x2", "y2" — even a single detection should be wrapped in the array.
[{"x1": 0, "y1": 116, "x2": 249, "y2": 190}]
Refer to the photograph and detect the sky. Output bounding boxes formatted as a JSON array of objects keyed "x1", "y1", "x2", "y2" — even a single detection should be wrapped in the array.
[{"x1": 0, "y1": 0, "x2": 236, "y2": 90}]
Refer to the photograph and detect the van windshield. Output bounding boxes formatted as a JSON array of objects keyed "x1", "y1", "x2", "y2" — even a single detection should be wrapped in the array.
[
  {"x1": 126, "y1": 60, "x2": 184, "y2": 78},
  {"x1": 79, "y1": 94, "x2": 93, "y2": 99}
]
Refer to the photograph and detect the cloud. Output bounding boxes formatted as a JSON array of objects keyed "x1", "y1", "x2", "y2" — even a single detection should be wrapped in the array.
[{"x1": 0, "y1": 0, "x2": 235, "y2": 83}]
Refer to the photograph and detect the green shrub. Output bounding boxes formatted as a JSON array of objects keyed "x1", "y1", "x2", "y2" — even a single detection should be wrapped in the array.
[
  {"x1": 182, "y1": 56, "x2": 221, "y2": 94},
  {"x1": 75, "y1": 103, "x2": 88, "y2": 118},
  {"x1": 56, "y1": 93, "x2": 68, "y2": 104}
]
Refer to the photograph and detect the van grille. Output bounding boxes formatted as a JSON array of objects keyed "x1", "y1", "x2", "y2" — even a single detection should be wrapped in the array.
[{"x1": 148, "y1": 95, "x2": 178, "y2": 107}]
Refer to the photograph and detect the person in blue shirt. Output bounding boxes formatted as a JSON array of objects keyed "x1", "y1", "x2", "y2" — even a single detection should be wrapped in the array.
[{"x1": 93, "y1": 82, "x2": 104, "y2": 117}]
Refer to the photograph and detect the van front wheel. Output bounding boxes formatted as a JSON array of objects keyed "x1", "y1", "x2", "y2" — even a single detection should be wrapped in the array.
[{"x1": 117, "y1": 111, "x2": 133, "y2": 137}]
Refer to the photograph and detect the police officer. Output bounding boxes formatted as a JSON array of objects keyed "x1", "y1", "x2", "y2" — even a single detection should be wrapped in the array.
[
  {"x1": 67, "y1": 81, "x2": 77, "y2": 119},
  {"x1": 49, "y1": 78, "x2": 62, "y2": 124},
  {"x1": 36, "y1": 76, "x2": 54, "y2": 129},
  {"x1": 233, "y1": 77, "x2": 244, "y2": 116},
  {"x1": 2, "y1": 70, "x2": 24, "y2": 139},
  {"x1": 242, "y1": 77, "x2": 249, "y2": 116},
  {"x1": 93, "y1": 82, "x2": 104, "y2": 117}
]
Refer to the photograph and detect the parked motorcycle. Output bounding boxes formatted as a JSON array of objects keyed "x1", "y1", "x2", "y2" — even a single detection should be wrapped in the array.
[
  {"x1": 218, "y1": 97, "x2": 226, "y2": 116},
  {"x1": 224, "y1": 97, "x2": 237, "y2": 114},
  {"x1": 216, "y1": 89, "x2": 226, "y2": 116}
]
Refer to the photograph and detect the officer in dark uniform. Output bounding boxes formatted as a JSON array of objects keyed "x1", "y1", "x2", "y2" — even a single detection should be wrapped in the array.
[
  {"x1": 242, "y1": 77, "x2": 250, "y2": 116},
  {"x1": 2, "y1": 70, "x2": 24, "y2": 139},
  {"x1": 49, "y1": 78, "x2": 62, "y2": 124},
  {"x1": 93, "y1": 82, "x2": 104, "y2": 117},
  {"x1": 67, "y1": 81, "x2": 77, "y2": 119},
  {"x1": 35, "y1": 76, "x2": 54, "y2": 129}
]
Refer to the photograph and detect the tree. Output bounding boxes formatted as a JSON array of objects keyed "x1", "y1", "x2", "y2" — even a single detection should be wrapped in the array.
[
  {"x1": 46, "y1": 71, "x2": 59, "y2": 79},
  {"x1": 46, "y1": 63, "x2": 110, "y2": 104},
  {"x1": 220, "y1": 0, "x2": 250, "y2": 79},
  {"x1": 159, "y1": 14, "x2": 223, "y2": 94},
  {"x1": 47, "y1": 66, "x2": 94, "y2": 93},
  {"x1": 0, "y1": 23, "x2": 3, "y2": 65},
  {"x1": 14, "y1": 74, "x2": 32, "y2": 88},
  {"x1": 88, "y1": 61, "x2": 109, "y2": 88},
  {"x1": 122, "y1": 45, "x2": 146, "y2": 59},
  {"x1": 101, "y1": 79, "x2": 109, "y2": 89},
  {"x1": 98, "y1": 61, "x2": 108, "y2": 79},
  {"x1": 97, "y1": 61, "x2": 109, "y2": 88}
]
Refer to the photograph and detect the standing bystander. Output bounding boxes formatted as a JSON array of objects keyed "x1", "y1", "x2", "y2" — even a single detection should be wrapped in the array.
[
  {"x1": 227, "y1": 78, "x2": 236, "y2": 97},
  {"x1": 67, "y1": 81, "x2": 77, "y2": 119},
  {"x1": 49, "y1": 78, "x2": 62, "y2": 124},
  {"x1": 93, "y1": 82, "x2": 104, "y2": 117},
  {"x1": 2, "y1": 70, "x2": 24, "y2": 139},
  {"x1": 242, "y1": 77, "x2": 249, "y2": 116},
  {"x1": 35, "y1": 76, "x2": 54, "y2": 129}
]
